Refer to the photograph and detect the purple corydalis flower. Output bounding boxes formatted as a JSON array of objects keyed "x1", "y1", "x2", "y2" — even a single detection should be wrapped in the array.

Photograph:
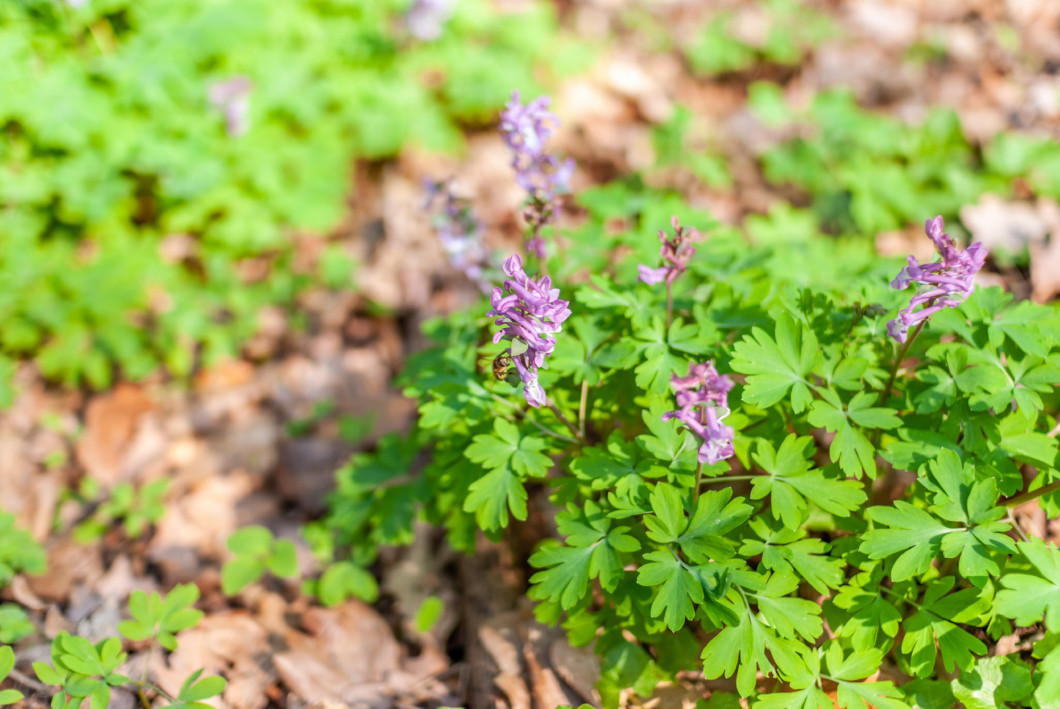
[
  {"x1": 406, "y1": 0, "x2": 454, "y2": 41},
  {"x1": 423, "y1": 179, "x2": 490, "y2": 291},
  {"x1": 662, "y1": 361, "x2": 735, "y2": 465},
  {"x1": 639, "y1": 216, "x2": 701, "y2": 286},
  {"x1": 887, "y1": 216, "x2": 987, "y2": 343},
  {"x1": 499, "y1": 92, "x2": 574, "y2": 256},
  {"x1": 209, "y1": 76, "x2": 253, "y2": 137},
  {"x1": 487, "y1": 254, "x2": 571, "y2": 407}
]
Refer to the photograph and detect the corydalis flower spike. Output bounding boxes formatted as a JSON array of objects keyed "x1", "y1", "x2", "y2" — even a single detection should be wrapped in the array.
[
  {"x1": 638, "y1": 216, "x2": 701, "y2": 286},
  {"x1": 423, "y1": 179, "x2": 490, "y2": 292},
  {"x1": 499, "y1": 91, "x2": 573, "y2": 257},
  {"x1": 887, "y1": 215, "x2": 986, "y2": 343},
  {"x1": 663, "y1": 361, "x2": 735, "y2": 465},
  {"x1": 406, "y1": 0, "x2": 454, "y2": 41},
  {"x1": 487, "y1": 253, "x2": 571, "y2": 407}
]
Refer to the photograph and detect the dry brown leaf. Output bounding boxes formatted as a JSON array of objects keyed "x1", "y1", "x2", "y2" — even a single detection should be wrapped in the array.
[
  {"x1": 522, "y1": 635, "x2": 571, "y2": 709},
  {"x1": 75, "y1": 384, "x2": 153, "y2": 487},
  {"x1": 961, "y1": 195, "x2": 1048, "y2": 254},
  {"x1": 27, "y1": 538, "x2": 104, "y2": 602},
  {"x1": 156, "y1": 612, "x2": 271, "y2": 709},
  {"x1": 1031, "y1": 236, "x2": 1060, "y2": 303},
  {"x1": 549, "y1": 638, "x2": 602, "y2": 707},
  {"x1": 274, "y1": 602, "x2": 403, "y2": 706}
]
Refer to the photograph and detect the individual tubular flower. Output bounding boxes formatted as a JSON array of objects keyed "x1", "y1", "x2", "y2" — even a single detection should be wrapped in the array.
[
  {"x1": 638, "y1": 216, "x2": 701, "y2": 286},
  {"x1": 423, "y1": 179, "x2": 490, "y2": 292},
  {"x1": 406, "y1": 0, "x2": 454, "y2": 41},
  {"x1": 887, "y1": 215, "x2": 987, "y2": 343},
  {"x1": 498, "y1": 92, "x2": 574, "y2": 257},
  {"x1": 662, "y1": 361, "x2": 735, "y2": 465},
  {"x1": 208, "y1": 77, "x2": 253, "y2": 137},
  {"x1": 486, "y1": 254, "x2": 571, "y2": 407}
]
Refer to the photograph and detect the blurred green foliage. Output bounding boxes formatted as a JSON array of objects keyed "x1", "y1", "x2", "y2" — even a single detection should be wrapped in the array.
[
  {"x1": 0, "y1": 0, "x2": 573, "y2": 397},
  {"x1": 684, "y1": 0, "x2": 835, "y2": 76}
]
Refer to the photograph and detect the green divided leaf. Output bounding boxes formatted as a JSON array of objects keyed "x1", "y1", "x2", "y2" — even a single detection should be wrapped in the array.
[
  {"x1": 862, "y1": 502, "x2": 955, "y2": 581},
  {"x1": 731, "y1": 313, "x2": 821, "y2": 413},
  {"x1": 751, "y1": 435, "x2": 866, "y2": 529},
  {"x1": 463, "y1": 464, "x2": 528, "y2": 533},
  {"x1": 899, "y1": 580, "x2": 990, "y2": 677},
  {"x1": 644, "y1": 483, "x2": 751, "y2": 563},
  {"x1": 317, "y1": 561, "x2": 379, "y2": 606},
  {"x1": 997, "y1": 539, "x2": 1060, "y2": 631},
  {"x1": 529, "y1": 503, "x2": 639, "y2": 610},
  {"x1": 466, "y1": 418, "x2": 552, "y2": 479},
  {"x1": 863, "y1": 450, "x2": 1015, "y2": 580}
]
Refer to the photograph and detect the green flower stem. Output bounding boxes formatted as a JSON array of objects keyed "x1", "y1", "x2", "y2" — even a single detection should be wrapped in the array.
[
  {"x1": 878, "y1": 321, "x2": 926, "y2": 406},
  {"x1": 665, "y1": 282, "x2": 674, "y2": 330},
  {"x1": 870, "y1": 320, "x2": 927, "y2": 449},
  {"x1": 1002, "y1": 479, "x2": 1060, "y2": 508},
  {"x1": 693, "y1": 462, "x2": 703, "y2": 504},
  {"x1": 577, "y1": 380, "x2": 589, "y2": 439}
]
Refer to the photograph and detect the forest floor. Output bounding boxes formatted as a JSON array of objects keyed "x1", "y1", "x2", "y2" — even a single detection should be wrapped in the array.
[{"x1": 3, "y1": 1, "x2": 1060, "y2": 708}]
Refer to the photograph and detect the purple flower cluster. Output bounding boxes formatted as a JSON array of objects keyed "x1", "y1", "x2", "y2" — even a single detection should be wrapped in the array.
[
  {"x1": 638, "y1": 216, "x2": 701, "y2": 286},
  {"x1": 887, "y1": 216, "x2": 987, "y2": 343},
  {"x1": 662, "y1": 361, "x2": 735, "y2": 465},
  {"x1": 406, "y1": 0, "x2": 454, "y2": 41},
  {"x1": 208, "y1": 76, "x2": 253, "y2": 137},
  {"x1": 423, "y1": 179, "x2": 490, "y2": 292},
  {"x1": 487, "y1": 254, "x2": 571, "y2": 407},
  {"x1": 498, "y1": 92, "x2": 574, "y2": 258}
]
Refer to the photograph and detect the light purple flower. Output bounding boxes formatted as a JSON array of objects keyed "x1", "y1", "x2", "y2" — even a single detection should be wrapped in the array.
[
  {"x1": 887, "y1": 216, "x2": 987, "y2": 343},
  {"x1": 662, "y1": 361, "x2": 735, "y2": 465},
  {"x1": 639, "y1": 216, "x2": 700, "y2": 286},
  {"x1": 499, "y1": 92, "x2": 574, "y2": 257},
  {"x1": 407, "y1": 0, "x2": 454, "y2": 41},
  {"x1": 486, "y1": 254, "x2": 571, "y2": 407},
  {"x1": 637, "y1": 265, "x2": 667, "y2": 285},
  {"x1": 208, "y1": 76, "x2": 253, "y2": 137},
  {"x1": 424, "y1": 179, "x2": 490, "y2": 292}
]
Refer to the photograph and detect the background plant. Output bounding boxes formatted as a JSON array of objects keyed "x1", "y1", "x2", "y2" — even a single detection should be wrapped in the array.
[
  {"x1": 72, "y1": 479, "x2": 169, "y2": 543},
  {"x1": 317, "y1": 164, "x2": 1060, "y2": 705},
  {"x1": 0, "y1": 0, "x2": 581, "y2": 398},
  {"x1": 0, "y1": 512, "x2": 46, "y2": 588},
  {"x1": 220, "y1": 525, "x2": 299, "y2": 595},
  {"x1": 31, "y1": 583, "x2": 223, "y2": 709}
]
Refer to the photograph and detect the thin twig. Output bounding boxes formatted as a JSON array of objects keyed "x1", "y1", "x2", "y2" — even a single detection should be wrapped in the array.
[
  {"x1": 8, "y1": 667, "x2": 54, "y2": 695},
  {"x1": 546, "y1": 399, "x2": 584, "y2": 442},
  {"x1": 1003, "y1": 480, "x2": 1060, "y2": 509},
  {"x1": 1007, "y1": 508, "x2": 1030, "y2": 543}
]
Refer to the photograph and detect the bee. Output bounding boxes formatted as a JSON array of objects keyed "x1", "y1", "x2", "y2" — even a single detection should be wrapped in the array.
[{"x1": 492, "y1": 351, "x2": 513, "y2": 381}]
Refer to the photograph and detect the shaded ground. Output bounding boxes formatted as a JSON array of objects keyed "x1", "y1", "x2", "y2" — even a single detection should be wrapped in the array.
[{"x1": 3, "y1": 1, "x2": 1060, "y2": 708}]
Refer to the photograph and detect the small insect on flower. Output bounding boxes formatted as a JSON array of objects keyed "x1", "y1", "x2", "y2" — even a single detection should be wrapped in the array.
[
  {"x1": 491, "y1": 351, "x2": 519, "y2": 385},
  {"x1": 887, "y1": 215, "x2": 986, "y2": 343}
]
